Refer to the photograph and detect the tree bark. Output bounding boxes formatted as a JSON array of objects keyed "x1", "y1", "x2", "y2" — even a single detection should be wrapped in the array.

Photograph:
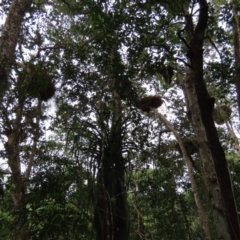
[
  {"x1": 94, "y1": 94, "x2": 128, "y2": 240},
  {"x1": 183, "y1": 1, "x2": 240, "y2": 239},
  {"x1": 4, "y1": 98, "x2": 28, "y2": 240},
  {"x1": 184, "y1": 68, "x2": 231, "y2": 240},
  {"x1": 0, "y1": 0, "x2": 32, "y2": 101}
]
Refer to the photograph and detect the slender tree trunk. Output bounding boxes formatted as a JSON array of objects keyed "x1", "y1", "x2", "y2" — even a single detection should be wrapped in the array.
[
  {"x1": 232, "y1": 0, "x2": 240, "y2": 119},
  {"x1": 4, "y1": 98, "x2": 29, "y2": 240},
  {"x1": 0, "y1": 0, "x2": 32, "y2": 101},
  {"x1": 183, "y1": 1, "x2": 240, "y2": 239},
  {"x1": 153, "y1": 109, "x2": 211, "y2": 240}
]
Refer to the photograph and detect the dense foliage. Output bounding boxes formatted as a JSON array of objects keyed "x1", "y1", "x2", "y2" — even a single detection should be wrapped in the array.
[{"x1": 1, "y1": 0, "x2": 240, "y2": 239}]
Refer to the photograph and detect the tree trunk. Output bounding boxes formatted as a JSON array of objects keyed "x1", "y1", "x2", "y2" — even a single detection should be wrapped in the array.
[
  {"x1": 153, "y1": 109, "x2": 211, "y2": 240},
  {"x1": 4, "y1": 98, "x2": 29, "y2": 240},
  {"x1": 94, "y1": 97, "x2": 128, "y2": 240},
  {"x1": 0, "y1": 0, "x2": 32, "y2": 101},
  {"x1": 94, "y1": 49, "x2": 128, "y2": 240},
  {"x1": 184, "y1": 69, "x2": 230, "y2": 240},
  {"x1": 183, "y1": 1, "x2": 240, "y2": 239}
]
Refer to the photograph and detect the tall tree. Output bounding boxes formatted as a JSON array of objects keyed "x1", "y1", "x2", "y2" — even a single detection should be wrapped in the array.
[{"x1": 182, "y1": 1, "x2": 240, "y2": 239}]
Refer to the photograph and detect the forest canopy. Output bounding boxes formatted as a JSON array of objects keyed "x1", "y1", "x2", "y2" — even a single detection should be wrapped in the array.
[{"x1": 0, "y1": 0, "x2": 240, "y2": 239}]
